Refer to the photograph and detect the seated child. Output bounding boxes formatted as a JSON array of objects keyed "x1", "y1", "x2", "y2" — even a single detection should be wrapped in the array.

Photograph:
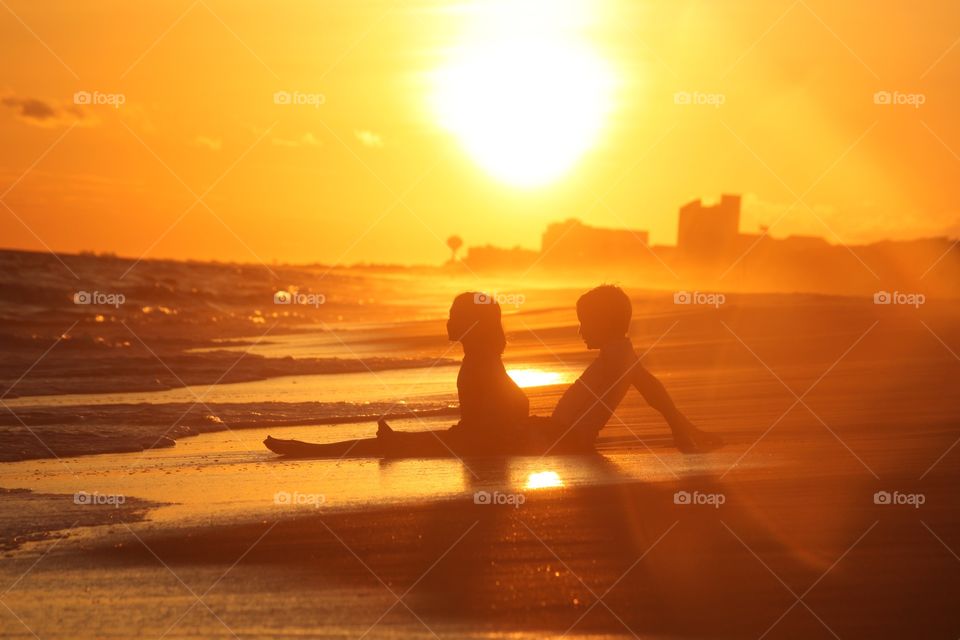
[
  {"x1": 265, "y1": 292, "x2": 529, "y2": 458},
  {"x1": 529, "y1": 285, "x2": 722, "y2": 453}
]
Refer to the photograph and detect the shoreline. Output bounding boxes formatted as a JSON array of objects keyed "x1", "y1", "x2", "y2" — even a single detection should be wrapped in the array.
[{"x1": 0, "y1": 403, "x2": 461, "y2": 463}]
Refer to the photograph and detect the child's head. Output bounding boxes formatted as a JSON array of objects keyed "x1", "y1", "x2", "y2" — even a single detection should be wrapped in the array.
[
  {"x1": 447, "y1": 292, "x2": 507, "y2": 355},
  {"x1": 576, "y1": 285, "x2": 632, "y2": 349}
]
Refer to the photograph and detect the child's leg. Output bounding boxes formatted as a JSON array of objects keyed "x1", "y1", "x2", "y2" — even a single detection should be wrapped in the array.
[
  {"x1": 526, "y1": 416, "x2": 596, "y2": 454},
  {"x1": 263, "y1": 435, "x2": 383, "y2": 458},
  {"x1": 377, "y1": 418, "x2": 460, "y2": 457}
]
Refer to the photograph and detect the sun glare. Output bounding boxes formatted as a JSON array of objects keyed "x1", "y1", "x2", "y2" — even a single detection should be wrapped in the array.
[
  {"x1": 507, "y1": 368, "x2": 568, "y2": 388},
  {"x1": 432, "y1": 3, "x2": 615, "y2": 187},
  {"x1": 526, "y1": 471, "x2": 564, "y2": 490}
]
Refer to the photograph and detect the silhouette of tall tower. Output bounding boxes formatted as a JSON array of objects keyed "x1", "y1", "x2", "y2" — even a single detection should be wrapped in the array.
[{"x1": 677, "y1": 194, "x2": 741, "y2": 261}]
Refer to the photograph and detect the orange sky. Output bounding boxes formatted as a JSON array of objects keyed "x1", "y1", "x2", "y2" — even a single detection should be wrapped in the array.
[{"x1": 1, "y1": 0, "x2": 958, "y2": 265}]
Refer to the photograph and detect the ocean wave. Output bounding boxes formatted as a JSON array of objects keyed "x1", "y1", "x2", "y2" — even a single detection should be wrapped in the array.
[{"x1": 0, "y1": 401, "x2": 458, "y2": 462}]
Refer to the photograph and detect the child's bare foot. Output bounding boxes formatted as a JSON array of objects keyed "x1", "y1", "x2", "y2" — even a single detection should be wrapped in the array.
[{"x1": 376, "y1": 418, "x2": 395, "y2": 440}]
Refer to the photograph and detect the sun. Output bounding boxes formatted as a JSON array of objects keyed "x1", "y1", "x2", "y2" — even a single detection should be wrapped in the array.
[{"x1": 433, "y1": 35, "x2": 615, "y2": 187}]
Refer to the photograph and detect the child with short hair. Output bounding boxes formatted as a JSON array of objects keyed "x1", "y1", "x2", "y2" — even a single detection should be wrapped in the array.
[{"x1": 539, "y1": 285, "x2": 722, "y2": 453}]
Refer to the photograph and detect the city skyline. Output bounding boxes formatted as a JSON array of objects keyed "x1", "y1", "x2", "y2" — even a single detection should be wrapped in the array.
[{"x1": 459, "y1": 193, "x2": 958, "y2": 297}]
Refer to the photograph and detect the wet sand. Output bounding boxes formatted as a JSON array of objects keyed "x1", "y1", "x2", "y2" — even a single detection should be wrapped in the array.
[
  {"x1": 1, "y1": 457, "x2": 957, "y2": 638},
  {"x1": 2, "y1": 291, "x2": 959, "y2": 638}
]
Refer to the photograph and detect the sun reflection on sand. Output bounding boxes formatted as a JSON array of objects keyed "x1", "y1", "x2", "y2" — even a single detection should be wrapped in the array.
[
  {"x1": 525, "y1": 471, "x2": 564, "y2": 489},
  {"x1": 507, "y1": 368, "x2": 570, "y2": 388}
]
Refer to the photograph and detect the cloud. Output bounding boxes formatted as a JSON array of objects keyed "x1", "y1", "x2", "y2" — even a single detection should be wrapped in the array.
[
  {"x1": 194, "y1": 136, "x2": 222, "y2": 151},
  {"x1": 354, "y1": 129, "x2": 384, "y2": 148},
  {"x1": 1, "y1": 95, "x2": 86, "y2": 127},
  {"x1": 12, "y1": 98, "x2": 56, "y2": 120},
  {"x1": 271, "y1": 132, "x2": 320, "y2": 148}
]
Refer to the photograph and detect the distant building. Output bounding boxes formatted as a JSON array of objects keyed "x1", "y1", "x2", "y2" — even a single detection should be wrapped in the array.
[
  {"x1": 540, "y1": 219, "x2": 649, "y2": 269},
  {"x1": 778, "y1": 235, "x2": 831, "y2": 251},
  {"x1": 445, "y1": 193, "x2": 960, "y2": 297},
  {"x1": 462, "y1": 244, "x2": 538, "y2": 272},
  {"x1": 677, "y1": 194, "x2": 741, "y2": 260}
]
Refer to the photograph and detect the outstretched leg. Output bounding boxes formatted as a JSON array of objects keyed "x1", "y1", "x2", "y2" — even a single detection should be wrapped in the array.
[
  {"x1": 631, "y1": 365, "x2": 723, "y2": 453},
  {"x1": 263, "y1": 434, "x2": 383, "y2": 458},
  {"x1": 376, "y1": 418, "x2": 458, "y2": 457},
  {"x1": 264, "y1": 418, "x2": 460, "y2": 459}
]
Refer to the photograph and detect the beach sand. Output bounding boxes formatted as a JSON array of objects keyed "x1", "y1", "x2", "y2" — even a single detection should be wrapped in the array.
[
  {"x1": 1, "y1": 459, "x2": 957, "y2": 638},
  {"x1": 2, "y1": 279, "x2": 959, "y2": 638}
]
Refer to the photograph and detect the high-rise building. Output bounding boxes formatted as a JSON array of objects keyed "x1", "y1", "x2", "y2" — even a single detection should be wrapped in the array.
[{"x1": 677, "y1": 194, "x2": 741, "y2": 260}]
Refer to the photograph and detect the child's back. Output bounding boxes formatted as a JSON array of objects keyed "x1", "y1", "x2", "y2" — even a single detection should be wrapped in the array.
[
  {"x1": 550, "y1": 336, "x2": 636, "y2": 443},
  {"x1": 455, "y1": 351, "x2": 529, "y2": 432}
]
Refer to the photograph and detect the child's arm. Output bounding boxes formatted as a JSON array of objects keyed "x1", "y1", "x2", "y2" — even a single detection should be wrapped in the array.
[
  {"x1": 629, "y1": 361, "x2": 723, "y2": 453},
  {"x1": 629, "y1": 362, "x2": 685, "y2": 424}
]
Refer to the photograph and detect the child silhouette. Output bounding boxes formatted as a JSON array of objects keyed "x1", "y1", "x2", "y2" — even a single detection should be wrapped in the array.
[
  {"x1": 264, "y1": 286, "x2": 722, "y2": 457},
  {"x1": 534, "y1": 285, "x2": 722, "y2": 453},
  {"x1": 264, "y1": 292, "x2": 528, "y2": 457}
]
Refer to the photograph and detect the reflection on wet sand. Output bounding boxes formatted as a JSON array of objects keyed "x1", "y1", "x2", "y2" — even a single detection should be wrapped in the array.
[
  {"x1": 0, "y1": 420, "x2": 710, "y2": 530},
  {"x1": 507, "y1": 367, "x2": 572, "y2": 389},
  {"x1": 525, "y1": 470, "x2": 564, "y2": 489}
]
